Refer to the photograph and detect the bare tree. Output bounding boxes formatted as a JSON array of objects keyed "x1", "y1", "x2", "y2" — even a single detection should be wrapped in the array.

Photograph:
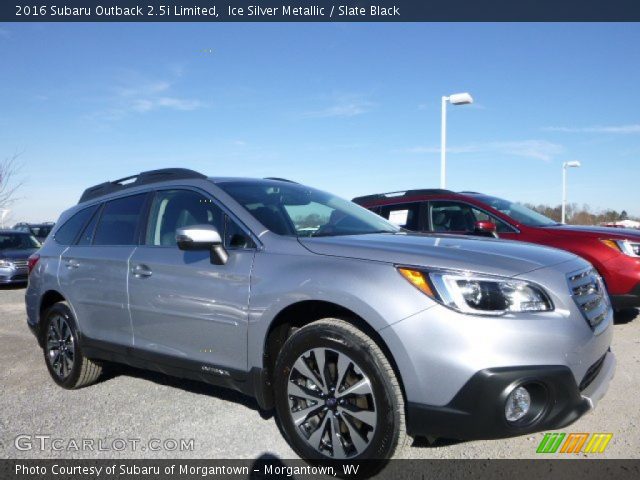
[
  {"x1": 527, "y1": 202, "x2": 638, "y2": 225},
  {"x1": 0, "y1": 153, "x2": 23, "y2": 211}
]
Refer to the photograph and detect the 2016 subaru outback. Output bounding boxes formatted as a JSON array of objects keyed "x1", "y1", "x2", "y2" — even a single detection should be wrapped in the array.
[{"x1": 26, "y1": 168, "x2": 615, "y2": 461}]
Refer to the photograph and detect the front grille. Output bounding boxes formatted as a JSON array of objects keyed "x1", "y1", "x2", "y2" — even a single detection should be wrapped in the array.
[
  {"x1": 12, "y1": 260, "x2": 28, "y2": 268},
  {"x1": 568, "y1": 268, "x2": 610, "y2": 330},
  {"x1": 579, "y1": 353, "x2": 607, "y2": 391}
]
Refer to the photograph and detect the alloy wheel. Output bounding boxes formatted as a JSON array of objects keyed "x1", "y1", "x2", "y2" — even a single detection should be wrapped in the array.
[
  {"x1": 46, "y1": 314, "x2": 75, "y2": 379},
  {"x1": 287, "y1": 348, "x2": 377, "y2": 459}
]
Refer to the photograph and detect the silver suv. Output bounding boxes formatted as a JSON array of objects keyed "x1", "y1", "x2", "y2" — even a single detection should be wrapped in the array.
[{"x1": 26, "y1": 168, "x2": 615, "y2": 461}]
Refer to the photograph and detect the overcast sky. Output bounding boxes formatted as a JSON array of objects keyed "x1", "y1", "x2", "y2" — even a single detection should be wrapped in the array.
[{"x1": 1, "y1": 22, "x2": 639, "y2": 223}]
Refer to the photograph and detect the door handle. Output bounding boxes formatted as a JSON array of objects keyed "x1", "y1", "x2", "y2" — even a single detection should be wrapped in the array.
[
  {"x1": 65, "y1": 259, "x2": 80, "y2": 269},
  {"x1": 132, "y1": 264, "x2": 153, "y2": 278}
]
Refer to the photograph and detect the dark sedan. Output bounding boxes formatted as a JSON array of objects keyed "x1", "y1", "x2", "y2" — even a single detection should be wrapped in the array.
[{"x1": 0, "y1": 231, "x2": 40, "y2": 285}]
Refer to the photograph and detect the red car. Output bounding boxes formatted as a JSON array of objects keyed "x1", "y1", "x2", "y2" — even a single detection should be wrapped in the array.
[{"x1": 354, "y1": 189, "x2": 640, "y2": 310}]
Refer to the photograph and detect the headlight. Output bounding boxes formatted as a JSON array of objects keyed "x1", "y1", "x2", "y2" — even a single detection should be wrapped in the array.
[
  {"x1": 601, "y1": 239, "x2": 640, "y2": 258},
  {"x1": 0, "y1": 259, "x2": 11, "y2": 268},
  {"x1": 398, "y1": 267, "x2": 553, "y2": 315}
]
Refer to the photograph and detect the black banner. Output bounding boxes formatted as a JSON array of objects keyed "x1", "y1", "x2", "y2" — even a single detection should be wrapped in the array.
[
  {"x1": 2, "y1": 459, "x2": 640, "y2": 480},
  {"x1": 3, "y1": 0, "x2": 640, "y2": 22}
]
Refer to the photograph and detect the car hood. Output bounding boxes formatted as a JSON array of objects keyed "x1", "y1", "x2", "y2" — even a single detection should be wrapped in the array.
[
  {"x1": 0, "y1": 248, "x2": 37, "y2": 261},
  {"x1": 539, "y1": 224, "x2": 640, "y2": 240},
  {"x1": 298, "y1": 232, "x2": 578, "y2": 277}
]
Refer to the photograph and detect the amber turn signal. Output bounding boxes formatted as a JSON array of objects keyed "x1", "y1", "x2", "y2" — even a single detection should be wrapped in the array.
[
  {"x1": 397, "y1": 268, "x2": 436, "y2": 299},
  {"x1": 600, "y1": 239, "x2": 621, "y2": 252}
]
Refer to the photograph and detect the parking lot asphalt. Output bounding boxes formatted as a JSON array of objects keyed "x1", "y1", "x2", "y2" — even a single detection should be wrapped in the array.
[{"x1": 1, "y1": 286, "x2": 638, "y2": 460}]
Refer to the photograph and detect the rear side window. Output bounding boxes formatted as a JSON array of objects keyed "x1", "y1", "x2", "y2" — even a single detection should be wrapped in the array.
[
  {"x1": 54, "y1": 205, "x2": 99, "y2": 245},
  {"x1": 379, "y1": 203, "x2": 421, "y2": 230},
  {"x1": 77, "y1": 207, "x2": 102, "y2": 245},
  {"x1": 93, "y1": 194, "x2": 147, "y2": 246}
]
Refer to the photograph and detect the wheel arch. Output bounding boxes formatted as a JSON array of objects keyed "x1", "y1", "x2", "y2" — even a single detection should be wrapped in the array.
[
  {"x1": 257, "y1": 299, "x2": 407, "y2": 412},
  {"x1": 37, "y1": 290, "x2": 67, "y2": 346}
]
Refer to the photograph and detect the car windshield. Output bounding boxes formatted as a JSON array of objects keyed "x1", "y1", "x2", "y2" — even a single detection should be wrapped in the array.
[
  {"x1": 475, "y1": 195, "x2": 559, "y2": 227},
  {"x1": 218, "y1": 181, "x2": 400, "y2": 237},
  {"x1": 30, "y1": 226, "x2": 53, "y2": 237},
  {"x1": 0, "y1": 233, "x2": 41, "y2": 250}
]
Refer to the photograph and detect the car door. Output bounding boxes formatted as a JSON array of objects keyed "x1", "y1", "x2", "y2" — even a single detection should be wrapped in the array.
[
  {"x1": 127, "y1": 188, "x2": 255, "y2": 373},
  {"x1": 58, "y1": 193, "x2": 148, "y2": 347}
]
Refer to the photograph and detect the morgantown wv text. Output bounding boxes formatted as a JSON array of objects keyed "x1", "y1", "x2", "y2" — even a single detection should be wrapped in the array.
[{"x1": 15, "y1": 463, "x2": 358, "y2": 477}]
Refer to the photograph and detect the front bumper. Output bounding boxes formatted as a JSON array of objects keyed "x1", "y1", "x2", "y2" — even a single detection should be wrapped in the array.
[
  {"x1": 379, "y1": 258, "x2": 615, "y2": 440},
  {"x1": 0, "y1": 267, "x2": 28, "y2": 284},
  {"x1": 610, "y1": 282, "x2": 640, "y2": 309},
  {"x1": 407, "y1": 350, "x2": 616, "y2": 440},
  {"x1": 601, "y1": 253, "x2": 640, "y2": 309}
]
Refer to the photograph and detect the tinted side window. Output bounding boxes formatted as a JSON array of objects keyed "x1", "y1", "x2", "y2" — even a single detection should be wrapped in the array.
[
  {"x1": 54, "y1": 205, "x2": 99, "y2": 245},
  {"x1": 224, "y1": 214, "x2": 254, "y2": 249},
  {"x1": 430, "y1": 201, "x2": 476, "y2": 232},
  {"x1": 471, "y1": 208, "x2": 514, "y2": 233},
  {"x1": 379, "y1": 203, "x2": 421, "y2": 230},
  {"x1": 146, "y1": 190, "x2": 223, "y2": 247},
  {"x1": 430, "y1": 201, "x2": 513, "y2": 233},
  {"x1": 93, "y1": 194, "x2": 147, "y2": 246},
  {"x1": 77, "y1": 207, "x2": 102, "y2": 245}
]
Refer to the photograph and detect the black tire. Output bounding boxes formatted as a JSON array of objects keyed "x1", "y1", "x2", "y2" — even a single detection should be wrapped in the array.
[
  {"x1": 273, "y1": 318, "x2": 407, "y2": 465},
  {"x1": 42, "y1": 301, "x2": 102, "y2": 389}
]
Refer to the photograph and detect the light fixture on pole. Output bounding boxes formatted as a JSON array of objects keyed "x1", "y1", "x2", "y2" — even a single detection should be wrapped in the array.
[
  {"x1": 562, "y1": 161, "x2": 581, "y2": 224},
  {"x1": 0, "y1": 209, "x2": 9, "y2": 229},
  {"x1": 441, "y1": 92, "x2": 473, "y2": 189}
]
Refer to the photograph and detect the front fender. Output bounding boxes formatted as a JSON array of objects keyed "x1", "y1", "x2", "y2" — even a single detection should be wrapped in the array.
[{"x1": 246, "y1": 251, "x2": 435, "y2": 369}]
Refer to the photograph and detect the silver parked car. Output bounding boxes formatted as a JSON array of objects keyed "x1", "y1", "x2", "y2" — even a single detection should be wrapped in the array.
[
  {"x1": 0, "y1": 230, "x2": 40, "y2": 285},
  {"x1": 26, "y1": 168, "x2": 615, "y2": 462}
]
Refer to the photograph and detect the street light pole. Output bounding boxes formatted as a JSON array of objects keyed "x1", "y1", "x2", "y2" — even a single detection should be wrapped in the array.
[
  {"x1": 562, "y1": 161, "x2": 581, "y2": 224},
  {"x1": 562, "y1": 166, "x2": 567, "y2": 224},
  {"x1": 440, "y1": 92, "x2": 473, "y2": 189},
  {"x1": 440, "y1": 96, "x2": 447, "y2": 189}
]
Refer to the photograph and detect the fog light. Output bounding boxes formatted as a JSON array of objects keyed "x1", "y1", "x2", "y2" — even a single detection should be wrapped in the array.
[{"x1": 505, "y1": 386, "x2": 531, "y2": 422}]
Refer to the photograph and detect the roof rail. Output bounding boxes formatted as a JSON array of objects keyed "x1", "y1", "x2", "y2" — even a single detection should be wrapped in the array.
[
  {"x1": 264, "y1": 177, "x2": 298, "y2": 184},
  {"x1": 264, "y1": 177, "x2": 299, "y2": 184},
  {"x1": 78, "y1": 168, "x2": 207, "y2": 204},
  {"x1": 352, "y1": 188, "x2": 453, "y2": 204},
  {"x1": 459, "y1": 191, "x2": 483, "y2": 195}
]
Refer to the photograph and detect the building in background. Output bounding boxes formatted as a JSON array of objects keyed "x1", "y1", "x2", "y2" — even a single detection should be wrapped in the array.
[{"x1": 601, "y1": 219, "x2": 640, "y2": 229}]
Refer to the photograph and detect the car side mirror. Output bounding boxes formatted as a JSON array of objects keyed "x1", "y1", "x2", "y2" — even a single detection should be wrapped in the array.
[
  {"x1": 474, "y1": 221, "x2": 498, "y2": 238},
  {"x1": 176, "y1": 225, "x2": 228, "y2": 265}
]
